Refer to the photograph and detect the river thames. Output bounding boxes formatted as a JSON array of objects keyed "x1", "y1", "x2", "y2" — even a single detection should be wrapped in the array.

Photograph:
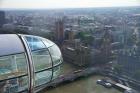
[{"x1": 42, "y1": 62, "x2": 121, "y2": 93}]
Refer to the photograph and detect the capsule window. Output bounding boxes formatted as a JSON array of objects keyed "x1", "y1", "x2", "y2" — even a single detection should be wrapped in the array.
[
  {"x1": 48, "y1": 45, "x2": 62, "y2": 65},
  {"x1": 25, "y1": 36, "x2": 46, "y2": 51},
  {"x1": 32, "y1": 49, "x2": 53, "y2": 86},
  {"x1": 24, "y1": 36, "x2": 53, "y2": 87},
  {"x1": 52, "y1": 66, "x2": 61, "y2": 80},
  {"x1": 0, "y1": 53, "x2": 29, "y2": 93}
]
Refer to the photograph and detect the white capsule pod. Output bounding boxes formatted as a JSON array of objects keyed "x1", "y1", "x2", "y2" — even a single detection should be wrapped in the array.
[{"x1": 0, "y1": 34, "x2": 63, "y2": 93}]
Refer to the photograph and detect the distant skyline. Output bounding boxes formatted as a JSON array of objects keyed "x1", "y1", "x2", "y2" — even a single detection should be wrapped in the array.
[{"x1": 0, "y1": 0, "x2": 140, "y2": 9}]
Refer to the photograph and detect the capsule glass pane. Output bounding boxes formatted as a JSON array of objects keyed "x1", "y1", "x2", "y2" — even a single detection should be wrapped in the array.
[
  {"x1": 48, "y1": 45, "x2": 62, "y2": 65},
  {"x1": 35, "y1": 69, "x2": 52, "y2": 86},
  {"x1": 24, "y1": 36, "x2": 53, "y2": 87},
  {"x1": 52, "y1": 66, "x2": 61, "y2": 80},
  {"x1": 25, "y1": 36, "x2": 46, "y2": 51},
  {"x1": 32, "y1": 49, "x2": 52, "y2": 71},
  {"x1": 0, "y1": 53, "x2": 29, "y2": 93}
]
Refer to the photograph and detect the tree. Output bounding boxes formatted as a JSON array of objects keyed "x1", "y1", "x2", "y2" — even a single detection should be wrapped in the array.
[
  {"x1": 113, "y1": 64, "x2": 123, "y2": 74},
  {"x1": 76, "y1": 31, "x2": 94, "y2": 46}
]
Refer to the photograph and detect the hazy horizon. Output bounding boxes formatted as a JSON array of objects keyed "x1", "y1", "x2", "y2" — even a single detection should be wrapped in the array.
[{"x1": 0, "y1": 0, "x2": 140, "y2": 9}]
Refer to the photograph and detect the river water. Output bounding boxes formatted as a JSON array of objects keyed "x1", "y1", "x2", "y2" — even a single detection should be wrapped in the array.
[{"x1": 42, "y1": 62, "x2": 121, "y2": 93}]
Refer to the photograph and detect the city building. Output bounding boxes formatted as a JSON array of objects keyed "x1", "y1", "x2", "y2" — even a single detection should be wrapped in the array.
[
  {"x1": 0, "y1": 11, "x2": 6, "y2": 28},
  {"x1": 116, "y1": 13, "x2": 140, "y2": 81},
  {"x1": 55, "y1": 19, "x2": 64, "y2": 45},
  {"x1": 62, "y1": 40, "x2": 91, "y2": 66}
]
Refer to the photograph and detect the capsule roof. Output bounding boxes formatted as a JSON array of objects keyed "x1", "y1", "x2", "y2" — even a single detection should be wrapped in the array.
[
  {"x1": 0, "y1": 34, "x2": 24, "y2": 56},
  {"x1": 0, "y1": 34, "x2": 55, "y2": 56}
]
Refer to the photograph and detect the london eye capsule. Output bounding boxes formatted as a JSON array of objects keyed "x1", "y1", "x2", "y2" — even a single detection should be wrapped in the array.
[{"x1": 0, "y1": 34, "x2": 63, "y2": 93}]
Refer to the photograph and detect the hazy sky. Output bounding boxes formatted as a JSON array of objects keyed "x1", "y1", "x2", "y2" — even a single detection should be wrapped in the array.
[{"x1": 0, "y1": 0, "x2": 140, "y2": 9}]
